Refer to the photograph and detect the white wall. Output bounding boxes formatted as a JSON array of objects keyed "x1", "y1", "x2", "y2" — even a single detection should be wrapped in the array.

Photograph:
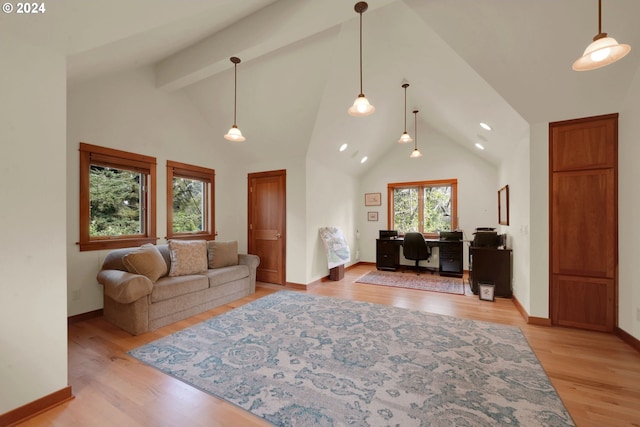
[
  {"x1": 619, "y1": 66, "x2": 640, "y2": 339},
  {"x1": 66, "y1": 67, "x2": 248, "y2": 316},
  {"x1": 0, "y1": 39, "x2": 68, "y2": 413},
  {"x1": 359, "y1": 123, "x2": 499, "y2": 269},
  {"x1": 306, "y1": 159, "x2": 359, "y2": 282},
  {"x1": 498, "y1": 133, "x2": 531, "y2": 311},
  {"x1": 529, "y1": 123, "x2": 550, "y2": 319}
]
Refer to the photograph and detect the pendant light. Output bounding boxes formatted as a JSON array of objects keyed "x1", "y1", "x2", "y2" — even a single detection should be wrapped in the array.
[
  {"x1": 572, "y1": 0, "x2": 631, "y2": 71},
  {"x1": 224, "y1": 57, "x2": 246, "y2": 142},
  {"x1": 348, "y1": 2, "x2": 375, "y2": 117},
  {"x1": 398, "y1": 83, "x2": 413, "y2": 143},
  {"x1": 410, "y1": 110, "x2": 422, "y2": 158}
]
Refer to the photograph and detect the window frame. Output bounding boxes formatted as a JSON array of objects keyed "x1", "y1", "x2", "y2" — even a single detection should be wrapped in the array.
[
  {"x1": 387, "y1": 178, "x2": 458, "y2": 238},
  {"x1": 166, "y1": 160, "x2": 215, "y2": 241},
  {"x1": 78, "y1": 143, "x2": 157, "y2": 251}
]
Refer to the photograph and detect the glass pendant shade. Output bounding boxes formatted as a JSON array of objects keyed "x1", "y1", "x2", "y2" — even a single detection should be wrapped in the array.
[
  {"x1": 410, "y1": 148, "x2": 422, "y2": 158},
  {"x1": 572, "y1": 0, "x2": 631, "y2": 71},
  {"x1": 348, "y1": 94, "x2": 375, "y2": 116},
  {"x1": 224, "y1": 125, "x2": 245, "y2": 142},
  {"x1": 573, "y1": 34, "x2": 631, "y2": 71},
  {"x1": 398, "y1": 132, "x2": 413, "y2": 144}
]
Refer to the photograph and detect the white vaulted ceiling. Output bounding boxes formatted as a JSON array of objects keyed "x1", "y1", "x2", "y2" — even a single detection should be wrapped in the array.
[{"x1": 5, "y1": 0, "x2": 639, "y2": 174}]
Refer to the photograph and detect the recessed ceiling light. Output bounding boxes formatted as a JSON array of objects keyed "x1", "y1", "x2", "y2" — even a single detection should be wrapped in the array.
[
  {"x1": 360, "y1": 156, "x2": 368, "y2": 164},
  {"x1": 475, "y1": 143, "x2": 485, "y2": 150},
  {"x1": 339, "y1": 143, "x2": 348, "y2": 152},
  {"x1": 480, "y1": 122, "x2": 492, "y2": 131}
]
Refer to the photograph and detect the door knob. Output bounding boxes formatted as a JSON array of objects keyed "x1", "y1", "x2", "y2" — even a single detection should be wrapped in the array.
[{"x1": 275, "y1": 232, "x2": 281, "y2": 239}]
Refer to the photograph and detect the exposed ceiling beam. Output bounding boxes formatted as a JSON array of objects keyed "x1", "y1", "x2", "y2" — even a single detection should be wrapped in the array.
[{"x1": 155, "y1": 0, "x2": 396, "y2": 91}]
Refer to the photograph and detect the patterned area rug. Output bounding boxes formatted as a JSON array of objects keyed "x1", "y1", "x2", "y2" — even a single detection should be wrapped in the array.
[
  {"x1": 356, "y1": 270, "x2": 466, "y2": 295},
  {"x1": 129, "y1": 291, "x2": 574, "y2": 426}
]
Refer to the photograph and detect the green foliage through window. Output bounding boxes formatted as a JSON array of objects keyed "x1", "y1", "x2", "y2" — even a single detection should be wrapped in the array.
[
  {"x1": 166, "y1": 160, "x2": 214, "y2": 240},
  {"x1": 79, "y1": 143, "x2": 156, "y2": 251},
  {"x1": 89, "y1": 166, "x2": 143, "y2": 236},
  {"x1": 423, "y1": 186, "x2": 452, "y2": 233},
  {"x1": 172, "y1": 177, "x2": 204, "y2": 233},
  {"x1": 393, "y1": 188, "x2": 419, "y2": 232},
  {"x1": 389, "y1": 179, "x2": 457, "y2": 236}
]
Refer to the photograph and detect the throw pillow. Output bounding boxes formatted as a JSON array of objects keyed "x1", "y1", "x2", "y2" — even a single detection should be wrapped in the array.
[
  {"x1": 168, "y1": 240, "x2": 208, "y2": 277},
  {"x1": 208, "y1": 240, "x2": 239, "y2": 269},
  {"x1": 122, "y1": 243, "x2": 167, "y2": 283}
]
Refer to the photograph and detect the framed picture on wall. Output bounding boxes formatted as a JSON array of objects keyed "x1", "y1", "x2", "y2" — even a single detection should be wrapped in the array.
[
  {"x1": 367, "y1": 211, "x2": 378, "y2": 221},
  {"x1": 365, "y1": 192, "x2": 381, "y2": 206},
  {"x1": 498, "y1": 185, "x2": 509, "y2": 225}
]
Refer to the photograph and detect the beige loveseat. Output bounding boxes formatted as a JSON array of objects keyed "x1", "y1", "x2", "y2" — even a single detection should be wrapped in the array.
[{"x1": 97, "y1": 240, "x2": 259, "y2": 335}]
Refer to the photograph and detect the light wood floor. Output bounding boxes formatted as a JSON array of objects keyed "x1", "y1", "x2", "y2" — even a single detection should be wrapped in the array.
[{"x1": 19, "y1": 265, "x2": 640, "y2": 427}]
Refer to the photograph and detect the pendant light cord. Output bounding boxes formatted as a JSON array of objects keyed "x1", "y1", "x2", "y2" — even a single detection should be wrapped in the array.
[
  {"x1": 359, "y1": 11, "x2": 364, "y2": 95},
  {"x1": 593, "y1": 0, "x2": 606, "y2": 40},
  {"x1": 413, "y1": 110, "x2": 418, "y2": 150},
  {"x1": 598, "y1": 0, "x2": 602, "y2": 35},
  {"x1": 233, "y1": 62, "x2": 238, "y2": 126},
  {"x1": 403, "y1": 85, "x2": 408, "y2": 132}
]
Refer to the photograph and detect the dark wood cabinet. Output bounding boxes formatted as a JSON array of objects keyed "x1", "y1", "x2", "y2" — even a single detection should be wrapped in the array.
[
  {"x1": 470, "y1": 248, "x2": 512, "y2": 297},
  {"x1": 376, "y1": 239, "x2": 399, "y2": 271},
  {"x1": 438, "y1": 241, "x2": 463, "y2": 277}
]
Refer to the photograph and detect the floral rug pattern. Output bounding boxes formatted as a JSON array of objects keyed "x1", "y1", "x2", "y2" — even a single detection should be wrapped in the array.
[
  {"x1": 356, "y1": 270, "x2": 466, "y2": 295},
  {"x1": 129, "y1": 291, "x2": 574, "y2": 427}
]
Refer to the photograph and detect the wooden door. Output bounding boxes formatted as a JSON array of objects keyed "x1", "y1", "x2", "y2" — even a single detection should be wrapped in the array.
[
  {"x1": 549, "y1": 114, "x2": 618, "y2": 332},
  {"x1": 248, "y1": 170, "x2": 286, "y2": 285}
]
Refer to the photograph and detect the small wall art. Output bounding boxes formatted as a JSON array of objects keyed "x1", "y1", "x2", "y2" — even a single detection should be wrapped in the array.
[{"x1": 364, "y1": 192, "x2": 381, "y2": 206}]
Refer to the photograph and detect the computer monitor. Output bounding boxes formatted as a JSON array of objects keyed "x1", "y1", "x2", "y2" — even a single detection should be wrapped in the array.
[
  {"x1": 379, "y1": 230, "x2": 398, "y2": 239},
  {"x1": 439, "y1": 231, "x2": 462, "y2": 241}
]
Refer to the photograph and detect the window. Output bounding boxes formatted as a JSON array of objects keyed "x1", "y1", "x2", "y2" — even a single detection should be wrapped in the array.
[
  {"x1": 166, "y1": 161, "x2": 215, "y2": 241},
  {"x1": 79, "y1": 143, "x2": 157, "y2": 251},
  {"x1": 387, "y1": 179, "x2": 458, "y2": 238}
]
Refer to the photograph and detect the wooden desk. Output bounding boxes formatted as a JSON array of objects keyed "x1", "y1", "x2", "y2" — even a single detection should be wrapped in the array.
[{"x1": 376, "y1": 238, "x2": 463, "y2": 277}]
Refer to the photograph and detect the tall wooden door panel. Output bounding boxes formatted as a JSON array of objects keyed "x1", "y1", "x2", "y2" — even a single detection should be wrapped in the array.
[
  {"x1": 551, "y1": 121, "x2": 615, "y2": 171},
  {"x1": 552, "y1": 275, "x2": 614, "y2": 332},
  {"x1": 248, "y1": 170, "x2": 286, "y2": 285},
  {"x1": 549, "y1": 113, "x2": 618, "y2": 332},
  {"x1": 551, "y1": 169, "x2": 615, "y2": 278}
]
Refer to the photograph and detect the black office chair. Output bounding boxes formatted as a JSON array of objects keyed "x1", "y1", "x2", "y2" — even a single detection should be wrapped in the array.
[{"x1": 403, "y1": 232, "x2": 432, "y2": 275}]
